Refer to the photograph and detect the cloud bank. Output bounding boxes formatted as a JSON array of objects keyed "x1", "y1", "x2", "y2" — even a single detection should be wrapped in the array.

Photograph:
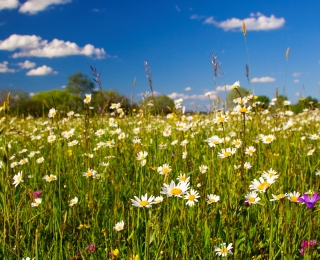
[
  {"x1": 0, "y1": 0, "x2": 19, "y2": 10},
  {"x1": 203, "y1": 12, "x2": 285, "y2": 31},
  {"x1": 216, "y1": 84, "x2": 233, "y2": 91},
  {"x1": 26, "y1": 65, "x2": 56, "y2": 75},
  {"x1": 0, "y1": 61, "x2": 15, "y2": 73},
  {"x1": 19, "y1": 0, "x2": 72, "y2": 14},
  {"x1": 168, "y1": 92, "x2": 217, "y2": 100},
  {"x1": 251, "y1": 77, "x2": 276, "y2": 83},
  {"x1": 0, "y1": 34, "x2": 106, "y2": 59},
  {"x1": 18, "y1": 60, "x2": 36, "y2": 69}
]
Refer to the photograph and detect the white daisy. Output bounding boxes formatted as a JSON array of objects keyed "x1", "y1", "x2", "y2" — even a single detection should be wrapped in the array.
[
  {"x1": 114, "y1": 220, "x2": 124, "y2": 231},
  {"x1": 184, "y1": 189, "x2": 200, "y2": 207},
  {"x1": 160, "y1": 180, "x2": 189, "y2": 198},
  {"x1": 245, "y1": 191, "x2": 261, "y2": 204},
  {"x1": 69, "y1": 197, "x2": 78, "y2": 207},
  {"x1": 215, "y1": 243, "x2": 233, "y2": 257},
  {"x1": 157, "y1": 164, "x2": 172, "y2": 175},
  {"x1": 207, "y1": 194, "x2": 220, "y2": 204},
  {"x1": 131, "y1": 193, "x2": 155, "y2": 208},
  {"x1": 13, "y1": 171, "x2": 23, "y2": 187}
]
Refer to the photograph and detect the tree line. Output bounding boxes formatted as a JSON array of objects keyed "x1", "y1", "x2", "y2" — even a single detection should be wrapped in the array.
[
  {"x1": 0, "y1": 73, "x2": 318, "y2": 117},
  {"x1": 0, "y1": 72, "x2": 176, "y2": 117}
]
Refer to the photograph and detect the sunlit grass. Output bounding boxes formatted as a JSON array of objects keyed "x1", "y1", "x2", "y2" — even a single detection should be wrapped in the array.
[{"x1": 0, "y1": 92, "x2": 320, "y2": 259}]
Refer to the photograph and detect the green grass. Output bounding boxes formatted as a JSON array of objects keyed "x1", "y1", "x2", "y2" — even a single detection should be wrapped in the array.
[{"x1": 0, "y1": 96, "x2": 320, "y2": 260}]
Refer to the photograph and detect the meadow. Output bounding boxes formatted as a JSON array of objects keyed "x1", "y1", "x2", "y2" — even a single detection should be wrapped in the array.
[{"x1": 0, "y1": 88, "x2": 320, "y2": 260}]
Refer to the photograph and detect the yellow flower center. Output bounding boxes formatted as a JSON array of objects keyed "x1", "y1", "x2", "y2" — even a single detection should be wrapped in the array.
[
  {"x1": 223, "y1": 151, "x2": 232, "y2": 157},
  {"x1": 162, "y1": 168, "x2": 169, "y2": 174},
  {"x1": 139, "y1": 201, "x2": 149, "y2": 207},
  {"x1": 248, "y1": 197, "x2": 256, "y2": 202},
  {"x1": 220, "y1": 247, "x2": 228, "y2": 254},
  {"x1": 276, "y1": 194, "x2": 285, "y2": 199},
  {"x1": 217, "y1": 117, "x2": 225, "y2": 123},
  {"x1": 188, "y1": 195, "x2": 195, "y2": 201},
  {"x1": 87, "y1": 171, "x2": 92, "y2": 176},
  {"x1": 257, "y1": 182, "x2": 270, "y2": 191},
  {"x1": 170, "y1": 188, "x2": 182, "y2": 195},
  {"x1": 239, "y1": 107, "x2": 247, "y2": 113},
  {"x1": 85, "y1": 97, "x2": 90, "y2": 102},
  {"x1": 180, "y1": 176, "x2": 186, "y2": 181},
  {"x1": 48, "y1": 176, "x2": 55, "y2": 181},
  {"x1": 291, "y1": 196, "x2": 298, "y2": 202},
  {"x1": 209, "y1": 198, "x2": 216, "y2": 203},
  {"x1": 266, "y1": 137, "x2": 272, "y2": 142}
]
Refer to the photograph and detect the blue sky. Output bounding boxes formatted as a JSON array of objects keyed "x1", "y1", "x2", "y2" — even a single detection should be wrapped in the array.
[{"x1": 1, "y1": 0, "x2": 320, "y2": 109}]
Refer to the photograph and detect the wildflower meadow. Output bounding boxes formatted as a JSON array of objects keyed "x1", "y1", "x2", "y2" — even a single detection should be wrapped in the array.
[{"x1": 1, "y1": 83, "x2": 320, "y2": 260}]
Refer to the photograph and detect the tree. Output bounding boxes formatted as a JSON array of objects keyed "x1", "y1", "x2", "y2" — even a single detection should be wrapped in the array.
[
  {"x1": 140, "y1": 95, "x2": 174, "y2": 115},
  {"x1": 91, "y1": 89, "x2": 130, "y2": 112},
  {"x1": 66, "y1": 72, "x2": 95, "y2": 97},
  {"x1": 30, "y1": 89, "x2": 76, "y2": 116},
  {"x1": 226, "y1": 87, "x2": 250, "y2": 107},
  {"x1": 275, "y1": 95, "x2": 288, "y2": 107},
  {"x1": 66, "y1": 72, "x2": 95, "y2": 110},
  {"x1": 0, "y1": 88, "x2": 30, "y2": 116},
  {"x1": 255, "y1": 95, "x2": 270, "y2": 109},
  {"x1": 291, "y1": 96, "x2": 318, "y2": 114}
]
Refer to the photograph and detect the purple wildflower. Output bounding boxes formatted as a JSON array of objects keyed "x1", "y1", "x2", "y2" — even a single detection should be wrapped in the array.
[
  {"x1": 33, "y1": 190, "x2": 42, "y2": 198},
  {"x1": 87, "y1": 244, "x2": 96, "y2": 253},
  {"x1": 298, "y1": 192, "x2": 320, "y2": 208},
  {"x1": 301, "y1": 239, "x2": 317, "y2": 248},
  {"x1": 243, "y1": 201, "x2": 250, "y2": 207},
  {"x1": 299, "y1": 248, "x2": 305, "y2": 255}
]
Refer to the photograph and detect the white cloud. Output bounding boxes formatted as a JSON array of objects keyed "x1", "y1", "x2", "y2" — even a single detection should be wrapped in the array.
[
  {"x1": 293, "y1": 79, "x2": 299, "y2": 83},
  {"x1": 251, "y1": 77, "x2": 276, "y2": 83},
  {"x1": 185, "y1": 86, "x2": 192, "y2": 91},
  {"x1": 0, "y1": 61, "x2": 15, "y2": 73},
  {"x1": 61, "y1": 85, "x2": 66, "y2": 89},
  {"x1": 29, "y1": 92, "x2": 35, "y2": 97},
  {"x1": 19, "y1": 0, "x2": 72, "y2": 14},
  {"x1": 216, "y1": 84, "x2": 233, "y2": 91},
  {"x1": 0, "y1": 34, "x2": 42, "y2": 51},
  {"x1": 137, "y1": 91, "x2": 161, "y2": 97},
  {"x1": 26, "y1": 65, "x2": 56, "y2": 76},
  {"x1": 175, "y1": 5, "x2": 180, "y2": 12},
  {"x1": 18, "y1": 60, "x2": 36, "y2": 69},
  {"x1": 295, "y1": 92, "x2": 301, "y2": 96},
  {"x1": 0, "y1": 34, "x2": 106, "y2": 59},
  {"x1": 204, "y1": 13, "x2": 285, "y2": 31},
  {"x1": 0, "y1": 0, "x2": 19, "y2": 10},
  {"x1": 190, "y1": 14, "x2": 206, "y2": 20},
  {"x1": 168, "y1": 92, "x2": 217, "y2": 100},
  {"x1": 292, "y1": 72, "x2": 302, "y2": 77}
]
